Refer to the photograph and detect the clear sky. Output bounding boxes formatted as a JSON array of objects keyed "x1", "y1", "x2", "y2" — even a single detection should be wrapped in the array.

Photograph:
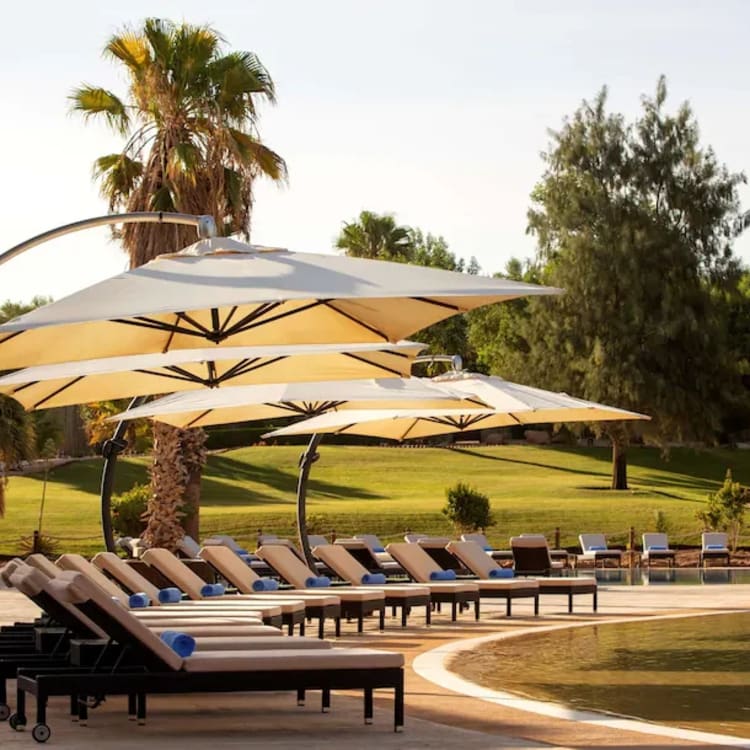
[{"x1": 2, "y1": 0, "x2": 750, "y2": 304}]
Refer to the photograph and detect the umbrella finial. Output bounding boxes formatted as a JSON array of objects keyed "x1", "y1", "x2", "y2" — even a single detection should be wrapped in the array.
[{"x1": 197, "y1": 215, "x2": 217, "y2": 239}]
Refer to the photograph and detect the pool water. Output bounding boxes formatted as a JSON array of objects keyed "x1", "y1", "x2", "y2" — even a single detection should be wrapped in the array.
[
  {"x1": 451, "y1": 612, "x2": 750, "y2": 739},
  {"x1": 577, "y1": 567, "x2": 750, "y2": 585}
]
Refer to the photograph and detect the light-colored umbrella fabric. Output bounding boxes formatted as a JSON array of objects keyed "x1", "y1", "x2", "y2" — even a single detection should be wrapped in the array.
[
  {"x1": 109, "y1": 378, "x2": 488, "y2": 429},
  {"x1": 262, "y1": 373, "x2": 649, "y2": 441},
  {"x1": 0, "y1": 238, "x2": 560, "y2": 369},
  {"x1": 0, "y1": 341, "x2": 424, "y2": 410}
]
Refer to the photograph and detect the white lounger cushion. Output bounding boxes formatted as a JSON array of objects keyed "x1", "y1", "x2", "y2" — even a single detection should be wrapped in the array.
[
  {"x1": 446, "y1": 541, "x2": 496, "y2": 577},
  {"x1": 192, "y1": 636, "x2": 331, "y2": 652},
  {"x1": 385, "y1": 543, "x2": 479, "y2": 593}
]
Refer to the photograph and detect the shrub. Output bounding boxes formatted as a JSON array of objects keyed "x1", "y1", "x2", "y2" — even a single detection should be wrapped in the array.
[
  {"x1": 18, "y1": 532, "x2": 58, "y2": 558},
  {"x1": 696, "y1": 469, "x2": 749, "y2": 551},
  {"x1": 442, "y1": 482, "x2": 494, "y2": 532},
  {"x1": 112, "y1": 483, "x2": 151, "y2": 538},
  {"x1": 653, "y1": 509, "x2": 670, "y2": 534}
]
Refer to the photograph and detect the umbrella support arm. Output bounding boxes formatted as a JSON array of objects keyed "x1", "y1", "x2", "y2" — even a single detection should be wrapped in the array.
[
  {"x1": 0, "y1": 212, "x2": 216, "y2": 267},
  {"x1": 296, "y1": 433, "x2": 322, "y2": 570},
  {"x1": 99, "y1": 396, "x2": 147, "y2": 553}
]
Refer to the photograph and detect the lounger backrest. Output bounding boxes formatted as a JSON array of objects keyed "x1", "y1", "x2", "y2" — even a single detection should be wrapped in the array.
[
  {"x1": 642, "y1": 533, "x2": 669, "y2": 550},
  {"x1": 177, "y1": 535, "x2": 201, "y2": 558},
  {"x1": 256, "y1": 545, "x2": 314, "y2": 588},
  {"x1": 307, "y1": 534, "x2": 329, "y2": 547},
  {"x1": 385, "y1": 543, "x2": 438, "y2": 582},
  {"x1": 416, "y1": 537, "x2": 452, "y2": 549},
  {"x1": 510, "y1": 536, "x2": 552, "y2": 573},
  {"x1": 199, "y1": 545, "x2": 260, "y2": 594},
  {"x1": 0, "y1": 557, "x2": 25, "y2": 585},
  {"x1": 702, "y1": 532, "x2": 728, "y2": 549},
  {"x1": 25, "y1": 553, "x2": 62, "y2": 579},
  {"x1": 141, "y1": 548, "x2": 206, "y2": 600},
  {"x1": 355, "y1": 534, "x2": 386, "y2": 551},
  {"x1": 46, "y1": 571, "x2": 182, "y2": 670},
  {"x1": 92, "y1": 552, "x2": 162, "y2": 602},
  {"x1": 579, "y1": 533, "x2": 608, "y2": 553},
  {"x1": 57, "y1": 553, "x2": 130, "y2": 604},
  {"x1": 10, "y1": 565, "x2": 106, "y2": 638},
  {"x1": 446, "y1": 541, "x2": 497, "y2": 577},
  {"x1": 403, "y1": 533, "x2": 427, "y2": 543},
  {"x1": 460, "y1": 533, "x2": 490, "y2": 548},
  {"x1": 312, "y1": 545, "x2": 367, "y2": 585},
  {"x1": 334, "y1": 539, "x2": 383, "y2": 570}
]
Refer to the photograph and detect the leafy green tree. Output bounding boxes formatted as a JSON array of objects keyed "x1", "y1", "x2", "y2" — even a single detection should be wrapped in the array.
[
  {"x1": 71, "y1": 19, "x2": 285, "y2": 547},
  {"x1": 697, "y1": 469, "x2": 748, "y2": 551},
  {"x1": 335, "y1": 211, "x2": 412, "y2": 262},
  {"x1": 474, "y1": 78, "x2": 744, "y2": 489},
  {"x1": 443, "y1": 482, "x2": 494, "y2": 533}
]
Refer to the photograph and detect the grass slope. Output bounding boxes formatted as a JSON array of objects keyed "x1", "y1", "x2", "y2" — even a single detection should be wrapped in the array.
[{"x1": 1, "y1": 444, "x2": 747, "y2": 557}]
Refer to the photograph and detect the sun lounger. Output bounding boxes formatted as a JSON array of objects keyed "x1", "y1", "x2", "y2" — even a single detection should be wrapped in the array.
[
  {"x1": 509, "y1": 537, "x2": 597, "y2": 613},
  {"x1": 197, "y1": 546, "x2": 341, "y2": 638},
  {"x1": 312, "y1": 545, "x2": 431, "y2": 626},
  {"x1": 460, "y1": 533, "x2": 513, "y2": 562},
  {"x1": 354, "y1": 534, "x2": 400, "y2": 567},
  {"x1": 385, "y1": 543, "x2": 481, "y2": 621},
  {"x1": 256, "y1": 545, "x2": 387, "y2": 633},
  {"x1": 10, "y1": 571, "x2": 405, "y2": 739},
  {"x1": 412, "y1": 537, "x2": 463, "y2": 571},
  {"x1": 578, "y1": 533, "x2": 624, "y2": 568},
  {"x1": 335, "y1": 538, "x2": 404, "y2": 575},
  {"x1": 641, "y1": 533, "x2": 676, "y2": 567},
  {"x1": 700, "y1": 532, "x2": 730, "y2": 567}
]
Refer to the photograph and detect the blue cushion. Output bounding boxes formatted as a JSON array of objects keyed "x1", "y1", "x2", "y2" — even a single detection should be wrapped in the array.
[
  {"x1": 252, "y1": 577, "x2": 279, "y2": 592},
  {"x1": 483, "y1": 545, "x2": 493, "y2": 551},
  {"x1": 589, "y1": 546, "x2": 606, "y2": 551},
  {"x1": 200, "y1": 583, "x2": 226, "y2": 597},
  {"x1": 488, "y1": 568, "x2": 514, "y2": 579},
  {"x1": 128, "y1": 592, "x2": 150, "y2": 608},
  {"x1": 372, "y1": 546, "x2": 385, "y2": 553},
  {"x1": 361, "y1": 572, "x2": 387, "y2": 585},
  {"x1": 706, "y1": 544, "x2": 725, "y2": 550},
  {"x1": 234, "y1": 548, "x2": 250, "y2": 555},
  {"x1": 648, "y1": 545, "x2": 668, "y2": 551},
  {"x1": 429, "y1": 570, "x2": 456, "y2": 581},
  {"x1": 305, "y1": 576, "x2": 331, "y2": 588},
  {"x1": 158, "y1": 587, "x2": 183, "y2": 604},
  {"x1": 160, "y1": 631, "x2": 196, "y2": 657}
]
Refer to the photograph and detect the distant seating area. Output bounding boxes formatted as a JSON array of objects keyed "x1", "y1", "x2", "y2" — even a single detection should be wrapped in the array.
[
  {"x1": 641, "y1": 533, "x2": 677, "y2": 567},
  {"x1": 578, "y1": 534, "x2": 624, "y2": 568},
  {"x1": 700, "y1": 532, "x2": 730, "y2": 567}
]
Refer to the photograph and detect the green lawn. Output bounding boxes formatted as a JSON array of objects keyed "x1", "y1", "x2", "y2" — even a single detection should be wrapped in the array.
[{"x1": 1, "y1": 444, "x2": 747, "y2": 557}]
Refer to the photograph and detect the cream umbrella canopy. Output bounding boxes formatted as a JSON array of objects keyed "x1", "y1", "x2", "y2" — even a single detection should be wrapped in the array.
[
  {"x1": 0, "y1": 341, "x2": 425, "y2": 410},
  {"x1": 0, "y1": 238, "x2": 560, "y2": 369}
]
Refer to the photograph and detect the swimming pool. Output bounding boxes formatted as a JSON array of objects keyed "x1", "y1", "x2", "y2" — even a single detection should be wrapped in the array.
[
  {"x1": 576, "y1": 567, "x2": 750, "y2": 585},
  {"x1": 451, "y1": 612, "x2": 750, "y2": 739}
]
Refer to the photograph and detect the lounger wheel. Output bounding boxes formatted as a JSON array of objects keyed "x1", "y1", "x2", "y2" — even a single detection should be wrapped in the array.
[
  {"x1": 32, "y1": 723, "x2": 51, "y2": 743},
  {"x1": 9, "y1": 713, "x2": 26, "y2": 731},
  {"x1": 0, "y1": 703, "x2": 10, "y2": 721}
]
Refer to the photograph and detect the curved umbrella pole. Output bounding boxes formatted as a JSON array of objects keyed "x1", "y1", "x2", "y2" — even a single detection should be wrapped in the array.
[
  {"x1": 99, "y1": 396, "x2": 148, "y2": 552},
  {"x1": 296, "y1": 433, "x2": 323, "y2": 569}
]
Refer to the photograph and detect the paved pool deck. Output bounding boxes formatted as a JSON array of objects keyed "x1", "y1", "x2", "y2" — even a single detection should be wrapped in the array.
[{"x1": 1, "y1": 581, "x2": 748, "y2": 749}]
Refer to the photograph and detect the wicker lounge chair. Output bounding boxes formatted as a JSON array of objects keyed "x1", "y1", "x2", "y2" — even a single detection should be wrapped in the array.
[
  {"x1": 578, "y1": 534, "x2": 624, "y2": 568},
  {"x1": 700, "y1": 532, "x2": 731, "y2": 567},
  {"x1": 509, "y1": 537, "x2": 597, "y2": 613},
  {"x1": 311, "y1": 544, "x2": 431, "y2": 626},
  {"x1": 256, "y1": 545, "x2": 387, "y2": 633},
  {"x1": 334, "y1": 539, "x2": 404, "y2": 575},
  {"x1": 9, "y1": 572, "x2": 405, "y2": 740},
  {"x1": 385, "y1": 543, "x2": 481, "y2": 621},
  {"x1": 641, "y1": 533, "x2": 676, "y2": 567}
]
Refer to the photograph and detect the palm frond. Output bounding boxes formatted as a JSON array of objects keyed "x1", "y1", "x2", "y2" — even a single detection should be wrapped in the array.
[
  {"x1": 104, "y1": 30, "x2": 151, "y2": 73},
  {"x1": 92, "y1": 153, "x2": 144, "y2": 209},
  {"x1": 69, "y1": 85, "x2": 130, "y2": 134},
  {"x1": 227, "y1": 128, "x2": 287, "y2": 181},
  {"x1": 142, "y1": 18, "x2": 173, "y2": 69},
  {"x1": 167, "y1": 142, "x2": 201, "y2": 185}
]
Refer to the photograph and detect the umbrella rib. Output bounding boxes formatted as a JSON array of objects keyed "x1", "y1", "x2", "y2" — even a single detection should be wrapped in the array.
[
  {"x1": 133, "y1": 367, "x2": 205, "y2": 385},
  {"x1": 0, "y1": 331, "x2": 23, "y2": 345},
  {"x1": 399, "y1": 419, "x2": 421, "y2": 441},
  {"x1": 340, "y1": 352, "x2": 404, "y2": 377},
  {"x1": 176, "y1": 311, "x2": 211, "y2": 336},
  {"x1": 412, "y1": 297, "x2": 462, "y2": 312},
  {"x1": 268, "y1": 402, "x2": 309, "y2": 416},
  {"x1": 32, "y1": 375, "x2": 85, "y2": 409},
  {"x1": 218, "y1": 356, "x2": 286, "y2": 382},
  {"x1": 219, "y1": 302, "x2": 284, "y2": 337},
  {"x1": 218, "y1": 306, "x2": 239, "y2": 334},
  {"x1": 321, "y1": 302, "x2": 389, "y2": 341},
  {"x1": 186, "y1": 410, "x2": 213, "y2": 428},
  {"x1": 10, "y1": 380, "x2": 40, "y2": 395},
  {"x1": 113, "y1": 317, "x2": 211, "y2": 338}
]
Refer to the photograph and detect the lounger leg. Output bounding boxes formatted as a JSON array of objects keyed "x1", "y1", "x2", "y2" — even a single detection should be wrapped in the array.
[
  {"x1": 287, "y1": 620, "x2": 294, "y2": 636},
  {"x1": 401, "y1": 606, "x2": 407, "y2": 628},
  {"x1": 391, "y1": 606, "x2": 397, "y2": 618},
  {"x1": 137, "y1": 693, "x2": 146, "y2": 725},
  {"x1": 568, "y1": 593, "x2": 573, "y2": 614},
  {"x1": 593, "y1": 590, "x2": 598, "y2": 612},
  {"x1": 394, "y1": 673, "x2": 404, "y2": 732},
  {"x1": 474, "y1": 598, "x2": 480, "y2": 621},
  {"x1": 318, "y1": 617, "x2": 325, "y2": 640},
  {"x1": 364, "y1": 688, "x2": 373, "y2": 724},
  {"x1": 451, "y1": 601, "x2": 457, "y2": 621},
  {"x1": 71, "y1": 694, "x2": 79, "y2": 722},
  {"x1": 321, "y1": 689, "x2": 330, "y2": 713},
  {"x1": 78, "y1": 695, "x2": 87, "y2": 726},
  {"x1": 357, "y1": 614, "x2": 364, "y2": 634},
  {"x1": 299, "y1": 619, "x2": 305, "y2": 636},
  {"x1": 425, "y1": 603, "x2": 431, "y2": 626},
  {"x1": 335, "y1": 618, "x2": 341, "y2": 638},
  {"x1": 534, "y1": 595, "x2": 539, "y2": 616},
  {"x1": 379, "y1": 608, "x2": 385, "y2": 631},
  {"x1": 297, "y1": 689, "x2": 305, "y2": 707},
  {"x1": 127, "y1": 694, "x2": 136, "y2": 721},
  {"x1": 15, "y1": 685, "x2": 26, "y2": 724},
  {"x1": 506, "y1": 598, "x2": 511, "y2": 617},
  {"x1": 36, "y1": 693, "x2": 47, "y2": 727}
]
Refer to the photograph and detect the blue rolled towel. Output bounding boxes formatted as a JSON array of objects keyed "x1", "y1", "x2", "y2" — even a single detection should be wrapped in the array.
[
  {"x1": 128, "y1": 592, "x2": 150, "y2": 608},
  {"x1": 160, "y1": 631, "x2": 196, "y2": 658},
  {"x1": 648, "y1": 545, "x2": 667, "y2": 551},
  {"x1": 589, "y1": 546, "x2": 606, "y2": 551},
  {"x1": 429, "y1": 570, "x2": 456, "y2": 581},
  {"x1": 305, "y1": 576, "x2": 331, "y2": 588},
  {"x1": 488, "y1": 568, "x2": 514, "y2": 579},
  {"x1": 361, "y1": 572, "x2": 387, "y2": 585},
  {"x1": 158, "y1": 587, "x2": 183, "y2": 604},
  {"x1": 706, "y1": 544, "x2": 725, "y2": 550},
  {"x1": 200, "y1": 583, "x2": 226, "y2": 597},
  {"x1": 252, "y1": 577, "x2": 279, "y2": 592},
  {"x1": 234, "y1": 548, "x2": 250, "y2": 555},
  {"x1": 372, "y1": 546, "x2": 385, "y2": 553},
  {"x1": 483, "y1": 545, "x2": 493, "y2": 551}
]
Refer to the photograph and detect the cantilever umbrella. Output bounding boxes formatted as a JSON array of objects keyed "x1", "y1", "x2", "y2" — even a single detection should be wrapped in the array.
[
  {"x1": 262, "y1": 373, "x2": 650, "y2": 441},
  {"x1": 0, "y1": 237, "x2": 560, "y2": 369},
  {"x1": 0, "y1": 341, "x2": 425, "y2": 410}
]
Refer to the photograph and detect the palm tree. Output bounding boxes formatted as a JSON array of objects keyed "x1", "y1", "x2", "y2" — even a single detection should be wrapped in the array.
[
  {"x1": 335, "y1": 211, "x2": 413, "y2": 262},
  {"x1": 71, "y1": 19, "x2": 286, "y2": 549}
]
